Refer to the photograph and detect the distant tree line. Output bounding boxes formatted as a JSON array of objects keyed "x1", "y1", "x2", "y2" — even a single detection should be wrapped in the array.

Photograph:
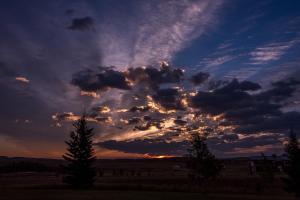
[{"x1": 0, "y1": 161, "x2": 48, "y2": 173}]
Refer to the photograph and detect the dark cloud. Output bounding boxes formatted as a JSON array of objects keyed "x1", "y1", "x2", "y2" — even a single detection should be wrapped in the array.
[
  {"x1": 97, "y1": 139, "x2": 189, "y2": 155},
  {"x1": 94, "y1": 116, "x2": 111, "y2": 123},
  {"x1": 216, "y1": 79, "x2": 261, "y2": 93},
  {"x1": 235, "y1": 112, "x2": 300, "y2": 134},
  {"x1": 126, "y1": 64, "x2": 184, "y2": 89},
  {"x1": 97, "y1": 132, "x2": 283, "y2": 156},
  {"x1": 190, "y1": 80, "x2": 255, "y2": 115},
  {"x1": 68, "y1": 16, "x2": 94, "y2": 31},
  {"x1": 256, "y1": 78, "x2": 300, "y2": 102},
  {"x1": 174, "y1": 118, "x2": 187, "y2": 126},
  {"x1": 127, "y1": 117, "x2": 142, "y2": 125},
  {"x1": 97, "y1": 133, "x2": 283, "y2": 156},
  {"x1": 190, "y1": 72, "x2": 209, "y2": 85},
  {"x1": 190, "y1": 78, "x2": 300, "y2": 134},
  {"x1": 208, "y1": 134, "x2": 283, "y2": 154},
  {"x1": 129, "y1": 106, "x2": 150, "y2": 112},
  {"x1": 153, "y1": 88, "x2": 185, "y2": 110},
  {"x1": 71, "y1": 68, "x2": 131, "y2": 92}
]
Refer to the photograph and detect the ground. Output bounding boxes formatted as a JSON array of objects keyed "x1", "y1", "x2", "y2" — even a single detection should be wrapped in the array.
[
  {"x1": 0, "y1": 189, "x2": 295, "y2": 200},
  {"x1": 0, "y1": 158, "x2": 295, "y2": 199}
]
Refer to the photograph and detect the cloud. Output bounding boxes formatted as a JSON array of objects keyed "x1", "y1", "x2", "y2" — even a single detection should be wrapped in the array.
[
  {"x1": 80, "y1": 90, "x2": 100, "y2": 98},
  {"x1": 223, "y1": 67, "x2": 261, "y2": 81},
  {"x1": 152, "y1": 88, "x2": 185, "y2": 110},
  {"x1": 15, "y1": 76, "x2": 30, "y2": 83},
  {"x1": 97, "y1": 139, "x2": 189, "y2": 155},
  {"x1": 68, "y1": 16, "x2": 94, "y2": 31},
  {"x1": 199, "y1": 55, "x2": 236, "y2": 68},
  {"x1": 235, "y1": 112, "x2": 300, "y2": 134},
  {"x1": 52, "y1": 112, "x2": 80, "y2": 122},
  {"x1": 190, "y1": 77, "x2": 300, "y2": 134},
  {"x1": 249, "y1": 40, "x2": 298, "y2": 64},
  {"x1": 43, "y1": 65, "x2": 300, "y2": 156},
  {"x1": 126, "y1": 64, "x2": 184, "y2": 89},
  {"x1": 256, "y1": 78, "x2": 300, "y2": 102},
  {"x1": 189, "y1": 79, "x2": 261, "y2": 115},
  {"x1": 98, "y1": 0, "x2": 223, "y2": 66},
  {"x1": 190, "y1": 72, "x2": 210, "y2": 85},
  {"x1": 208, "y1": 133, "x2": 284, "y2": 156},
  {"x1": 97, "y1": 132, "x2": 284, "y2": 157},
  {"x1": 71, "y1": 68, "x2": 131, "y2": 92},
  {"x1": 52, "y1": 111, "x2": 113, "y2": 125}
]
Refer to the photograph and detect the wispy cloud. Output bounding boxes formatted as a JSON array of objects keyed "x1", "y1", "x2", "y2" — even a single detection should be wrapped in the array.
[
  {"x1": 249, "y1": 40, "x2": 298, "y2": 65},
  {"x1": 99, "y1": 0, "x2": 224, "y2": 67},
  {"x1": 223, "y1": 67, "x2": 261, "y2": 81},
  {"x1": 199, "y1": 55, "x2": 236, "y2": 68}
]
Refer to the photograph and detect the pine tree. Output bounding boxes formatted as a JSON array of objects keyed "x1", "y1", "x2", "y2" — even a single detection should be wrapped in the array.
[
  {"x1": 62, "y1": 115, "x2": 96, "y2": 189},
  {"x1": 187, "y1": 133, "x2": 222, "y2": 183},
  {"x1": 283, "y1": 127, "x2": 300, "y2": 196}
]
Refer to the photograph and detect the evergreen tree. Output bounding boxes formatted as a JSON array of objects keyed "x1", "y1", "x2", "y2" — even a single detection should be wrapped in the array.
[
  {"x1": 258, "y1": 153, "x2": 275, "y2": 184},
  {"x1": 187, "y1": 133, "x2": 222, "y2": 183},
  {"x1": 283, "y1": 127, "x2": 300, "y2": 196},
  {"x1": 62, "y1": 115, "x2": 96, "y2": 189}
]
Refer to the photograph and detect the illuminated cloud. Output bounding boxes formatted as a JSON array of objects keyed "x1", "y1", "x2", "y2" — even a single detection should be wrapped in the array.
[
  {"x1": 249, "y1": 40, "x2": 298, "y2": 64},
  {"x1": 80, "y1": 90, "x2": 100, "y2": 98},
  {"x1": 15, "y1": 76, "x2": 29, "y2": 83}
]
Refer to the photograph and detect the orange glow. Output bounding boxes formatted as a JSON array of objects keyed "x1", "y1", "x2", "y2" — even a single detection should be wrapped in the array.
[
  {"x1": 146, "y1": 95, "x2": 176, "y2": 114},
  {"x1": 115, "y1": 108, "x2": 129, "y2": 113},
  {"x1": 143, "y1": 153, "x2": 176, "y2": 159},
  {"x1": 80, "y1": 90, "x2": 100, "y2": 98},
  {"x1": 181, "y1": 98, "x2": 188, "y2": 107},
  {"x1": 15, "y1": 76, "x2": 29, "y2": 83}
]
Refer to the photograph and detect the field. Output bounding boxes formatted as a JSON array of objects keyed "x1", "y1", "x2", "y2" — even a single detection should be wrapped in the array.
[
  {"x1": 0, "y1": 157, "x2": 295, "y2": 200},
  {"x1": 0, "y1": 189, "x2": 295, "y2": 200}
]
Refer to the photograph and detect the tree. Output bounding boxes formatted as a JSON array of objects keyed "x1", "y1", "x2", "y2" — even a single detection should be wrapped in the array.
[
  {"x1": 258, "y1": 153, "x2": 275, "y2": 184},
  {"x1": 283, "y1": 127, "x2": 300, "y2": 196},
  {"x1": 62, "y1": 115, "x2": 96, "y2": 189},
  {"x1": 187, "y1": 133, "x2": 222, "y2": 183}
]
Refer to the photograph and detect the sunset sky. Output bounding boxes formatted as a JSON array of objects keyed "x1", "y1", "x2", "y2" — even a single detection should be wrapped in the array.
[{"x1": 1, "y1": 0, "x2": 300, "y2": 158}]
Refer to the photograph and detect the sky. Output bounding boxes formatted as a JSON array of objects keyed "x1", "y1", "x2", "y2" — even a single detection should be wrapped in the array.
[{"x1": 0, "y1": 0, "x2": 300, "y2": 158}]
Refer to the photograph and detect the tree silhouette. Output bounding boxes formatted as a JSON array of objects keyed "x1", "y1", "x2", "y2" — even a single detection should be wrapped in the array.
[
  {"x1": 62, "y1": 115, "x2": 96, "y2": 189},
  {"x1": 187, "y1": 133, "x2": 222, "y2": 183},
  {"x1": 283, "y1": 127, "x2": 300, "y2": 196},
  {"x1": 258, "y1": 153, "x2": 275, "y2": 187}
]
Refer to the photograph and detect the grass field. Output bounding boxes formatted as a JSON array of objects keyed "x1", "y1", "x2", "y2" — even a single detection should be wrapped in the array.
[{"x1": 0, "y1": 158, "x2": 296, "y2": 199}]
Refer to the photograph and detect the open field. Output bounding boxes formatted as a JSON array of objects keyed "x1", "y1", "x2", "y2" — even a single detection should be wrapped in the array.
[{"x1": 0, "y1": 157, "x2": 295, "y2": 199}]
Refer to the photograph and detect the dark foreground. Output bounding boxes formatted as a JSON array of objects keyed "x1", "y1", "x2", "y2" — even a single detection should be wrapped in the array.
[
  {"x1": 0, "y1": 189, "x2": 295, "y2": 200},
  {"x1": 0, "y1": 157, "x2": 295, "y2": 199}
]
